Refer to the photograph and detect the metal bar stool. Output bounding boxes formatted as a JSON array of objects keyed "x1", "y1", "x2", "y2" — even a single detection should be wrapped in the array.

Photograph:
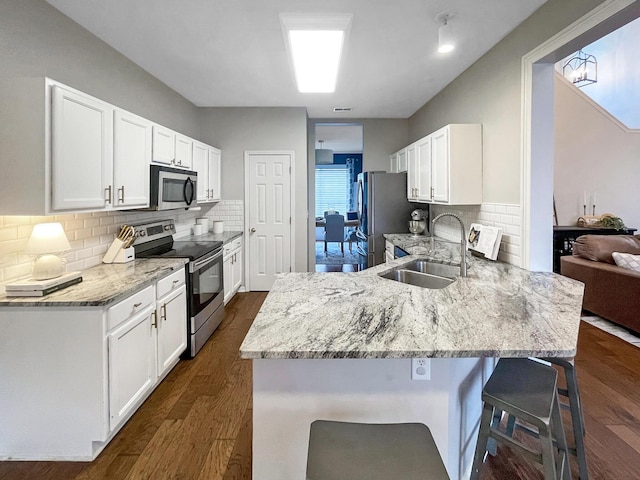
[
  {"x1": 471, "y1": 358, "x2": 571, "y2": 480},
  {"x1": 306, "y1": 420, "x2": 450, "y2": 480}
]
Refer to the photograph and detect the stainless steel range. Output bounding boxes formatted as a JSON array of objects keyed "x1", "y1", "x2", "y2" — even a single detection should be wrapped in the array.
[{"x1": 132, "y1": 219, "x2": 224, "y2": 357}]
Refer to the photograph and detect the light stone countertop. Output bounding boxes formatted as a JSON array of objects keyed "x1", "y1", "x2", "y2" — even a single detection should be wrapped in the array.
[
  {"x1": 178, "y1": 230, "x2": 243, "y2": 244},
  {"x1": 240, "y1": 236, "x2": 585, "y2": 359},
  {"x1": 0, "y1": 258, "x2": 187, "y2": 307}
]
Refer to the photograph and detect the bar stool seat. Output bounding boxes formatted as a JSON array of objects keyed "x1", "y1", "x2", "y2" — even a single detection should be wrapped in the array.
[
  {"x1": 306, "y1": 420, "x2": 450, "y2": 480},
  {"x1": 471, "y1": 358, "x2": 571, "y2": 480}
]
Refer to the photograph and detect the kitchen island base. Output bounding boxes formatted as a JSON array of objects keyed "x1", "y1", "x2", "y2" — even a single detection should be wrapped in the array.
[{"x1": 252, "y1": 356, "x2": 496, "y2": 480}]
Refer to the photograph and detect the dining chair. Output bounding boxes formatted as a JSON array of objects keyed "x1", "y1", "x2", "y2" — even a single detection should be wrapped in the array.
[{"x1": 324, "y1": 214, "x2": 345, "y2": 256}]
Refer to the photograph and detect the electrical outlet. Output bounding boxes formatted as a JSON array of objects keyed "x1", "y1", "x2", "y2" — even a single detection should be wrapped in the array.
[{"x1": 411, "y1": 358, "x2": 431, "y2": 380}]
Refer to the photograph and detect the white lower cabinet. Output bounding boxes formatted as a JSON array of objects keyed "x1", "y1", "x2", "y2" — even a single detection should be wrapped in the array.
[
  {"x1": 108, "y1": 303, "x2": 156, "y2": 431},
  {"x1": 223, "y1": 237, "x2": 243, "y2": 304},
  {"x1": 0, "y1": 268, "x2": 187, "y2": 461}
]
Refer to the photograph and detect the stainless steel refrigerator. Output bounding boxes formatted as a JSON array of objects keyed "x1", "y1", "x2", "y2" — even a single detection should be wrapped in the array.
[{"x1": 355, "y1": 171, "x2": 416, "y2": 268}]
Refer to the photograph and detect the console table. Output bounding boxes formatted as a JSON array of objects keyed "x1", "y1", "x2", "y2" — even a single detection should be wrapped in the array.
[{"x1": 553, "y1": 226, "x2": 637, "y2": 273}]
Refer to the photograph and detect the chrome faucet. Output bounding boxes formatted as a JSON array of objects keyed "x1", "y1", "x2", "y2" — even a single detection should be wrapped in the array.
[{"x1": 431, "y1": 212, "x2": 468, "y2": 277}]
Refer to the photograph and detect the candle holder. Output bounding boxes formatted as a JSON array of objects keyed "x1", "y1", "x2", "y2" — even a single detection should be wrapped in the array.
[
  {"x1": 592, "y1": 204, "x2": 596, "y2": 216},
  {"x1": 583, "y1": 204, "x2": 586, "y2": 216}
]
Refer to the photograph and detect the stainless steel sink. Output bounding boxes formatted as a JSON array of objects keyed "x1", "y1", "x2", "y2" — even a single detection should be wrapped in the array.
[
  {"x1": 399, "y1": 259, "x2": 459, "y2": 279},
  {"x1": 380, "y1": 269, "x2": 455, "y2": 289},
  {"x1": 378, "y1": 259, "x2": 458, "y2": 289}
]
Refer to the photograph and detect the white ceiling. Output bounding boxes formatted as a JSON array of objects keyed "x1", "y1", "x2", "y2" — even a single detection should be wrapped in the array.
[{"x1": 46, "y1": 0, "x2": 547, "y2": 119}]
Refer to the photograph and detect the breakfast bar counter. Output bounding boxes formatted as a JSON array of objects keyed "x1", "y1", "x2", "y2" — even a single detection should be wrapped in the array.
[{"x1": 239, "y1": 237, "x2": 585, "y2": 480}]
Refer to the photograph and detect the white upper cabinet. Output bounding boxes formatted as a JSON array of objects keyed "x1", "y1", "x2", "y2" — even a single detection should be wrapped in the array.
[
  {"x1": 208, "y1": 147, "x2": 221, "y2": 202},
  {"x1": 406, "y1": 124, "x2": 482, "y2": 205},
  {"x1": 51, "y1": 85, "x2": 113, "y2": 211},
  {"x1": 193, "y1": 141, "x2": 209, "y2": 202},
  {"x1": 174, "y1": 133, "x2": 193, "y2": 169},
  {"x1": 397, "y1": 148, "x2": 407, "y2": 173},
  {"x1": 151, "y1": 125, "x2": 175, "y2": 165},
  {"x1": 389, "y1": 151, "x2": 398, "y2": 173},
  {"x1": 406, "y1": 142, "x2": 418, "y2": 201},
  {"x1": 113, "y1": 109, "x2": 151, "y2": 209}
]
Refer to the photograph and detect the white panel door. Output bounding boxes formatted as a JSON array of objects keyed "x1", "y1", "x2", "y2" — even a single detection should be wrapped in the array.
[
  {"x1": 156, "y1": 285, "x2": 187, "y2": 378},
  {"x1": 247, "y1": 152, "x2": 292, "y2": 291},
  {"x1": 208, "y1": 147, "x2": 221, "y2": 201},
  {"x1": 51, "y1": 85, "x2": 113, "y2": 211},
  {"x1": 113, "y1": 109, "x2": 151, "y2": 208},
  {"x1": 415, "y1": 136, "x2": 432, "y2": 202},
  {"x1": 193, "y1": 142, "x2": 209, "y2": 202},
  {"x1": 152, "y1": 125, "x2": 175, "y2": 165},
  {"x1": 108, "y1": 305, "x2": 156, "y2": 431},
  {"x1": 174, "y1": 134, "x2": 193, "y2": 169},
  {"x1": 431, "y1": 127, "x2": 450, "y2": 203}
]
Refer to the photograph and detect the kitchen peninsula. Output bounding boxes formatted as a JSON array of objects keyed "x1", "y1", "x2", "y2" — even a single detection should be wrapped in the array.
[{"x1": 240, "y1": 237, "x2": 584, "y2": 480}]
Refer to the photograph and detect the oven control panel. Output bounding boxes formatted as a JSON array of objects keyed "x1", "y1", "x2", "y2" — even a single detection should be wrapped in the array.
[{"x1": 130, "y1": 219, "x2": 176, "y2": 245}]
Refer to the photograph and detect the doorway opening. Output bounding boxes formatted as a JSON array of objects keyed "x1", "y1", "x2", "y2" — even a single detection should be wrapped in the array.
[{"x1": 313, "y1": 123, "x2": 365, "y2": 272}]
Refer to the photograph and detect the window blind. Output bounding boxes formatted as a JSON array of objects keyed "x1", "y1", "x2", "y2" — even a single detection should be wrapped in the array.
[{"x1": 315, "y1": 165, "x2": 349, "y2": 216}]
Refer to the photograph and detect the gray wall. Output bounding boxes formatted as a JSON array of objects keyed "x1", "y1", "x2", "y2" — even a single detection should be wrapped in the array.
[
  {"x1": 0, "y1": 0, "x2": 200, "y2": 137},
  {"x1": 199, "y1": 107, "x2": 309, "y2": 272},
  {"x1": 408, "y1": 0, "x2": 605, "y2": 205}
]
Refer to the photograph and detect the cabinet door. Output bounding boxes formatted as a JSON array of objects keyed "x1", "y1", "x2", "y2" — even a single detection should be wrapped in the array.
[
  {"x1": 152, "y1": 125, "x2": 175, "y2": 165},
  {"x1": 174, "y1": 134, "x2": 193, "y2": 169},
  {"x1": 389, "y1": 152, "x2": 398, "y2": 173},
  {"x1": 108, "y1": 305, "x2": 156, "y2": 431},
  {"x1": 51, "y1": 85, "x2": 113, "y2": 211},
  {"x1": 397, "y1": 148, "x2": 407, "y2": 173},
  {"x1": 114, "y1": 110, "x2": 151, "y2": 208},
  {"x1": 223, "y1": 254, "x2": 233, "y2": 304},
  {"x1": 431, "y1": 127, "x2": 449, "y2": 203},
  {"x1": 232, "y1": 248, "x2": 243, "y2": 293},
  {"x1": 406, "y1": 143, "x2": 418, "y2": 201},
  {"x1": 193, "y1": 142, "x2": 209, "y2": 202},
  {"x1": 415, "y1": 136, "x2": 432, "y2": 202},
  {"x1": 157, "y1": 285, "x2": 187, "y2": 378},
  {"x1": 208, "y1": 147, "x2": 221, "y2": 201}
]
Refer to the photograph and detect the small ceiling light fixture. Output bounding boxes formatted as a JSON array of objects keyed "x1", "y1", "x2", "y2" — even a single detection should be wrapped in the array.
[
  {"x1": 281, "y1": 13, "x2": 353, "y2": 93},
  {"x1": 562, "y1": 49, "x2": 597, "y2": 88},
  {"x1": 436, "y1": 13, "x2": 454, "y2": 54},
  {"x1": 315, "y1": 140, "x2": 334, "y2": 165}
]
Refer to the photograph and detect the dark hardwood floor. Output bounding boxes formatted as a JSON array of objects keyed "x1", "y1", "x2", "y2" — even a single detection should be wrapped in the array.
[{"x1": 2, "y1": 293, "x2": 640, "y2": 479}]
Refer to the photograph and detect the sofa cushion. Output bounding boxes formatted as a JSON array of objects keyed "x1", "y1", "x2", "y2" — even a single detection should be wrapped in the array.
[
  {"x1": 572, "y1": 234, "x2": 640, "y2": 264},
  {"x1": 612, "y1": 252, "x2": 640, "y2": 272}
]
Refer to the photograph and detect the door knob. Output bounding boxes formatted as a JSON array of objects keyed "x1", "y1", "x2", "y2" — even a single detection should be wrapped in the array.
[{"x1": 250, "y1": 228, "x2": 256, "y2": 233}]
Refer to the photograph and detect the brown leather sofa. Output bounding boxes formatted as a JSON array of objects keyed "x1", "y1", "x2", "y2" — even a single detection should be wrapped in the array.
[{"x1": 561, "y1": 234, "x2": 640, "y2": 334}]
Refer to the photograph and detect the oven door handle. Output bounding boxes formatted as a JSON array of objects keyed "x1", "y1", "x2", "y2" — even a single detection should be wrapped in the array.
[{"x1": 190, "y1": 248, "x2": 223, "y2": 273}]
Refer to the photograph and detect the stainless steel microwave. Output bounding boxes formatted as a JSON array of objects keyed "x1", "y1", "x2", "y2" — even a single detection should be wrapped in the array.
[{"x1": 148, "y1": 165, "x2": 197, "y2": 210}]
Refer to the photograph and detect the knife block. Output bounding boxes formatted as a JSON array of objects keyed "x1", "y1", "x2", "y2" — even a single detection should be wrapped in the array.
[
  {"x1": 112, "y1": 247, "x2": 135, "y2": 263},
  {"x1": 103, "y1": 240, "x2": 135, "y2": 264}
]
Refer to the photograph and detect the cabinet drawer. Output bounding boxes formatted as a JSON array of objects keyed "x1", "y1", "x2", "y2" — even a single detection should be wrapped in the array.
[
  {"x1": 231, "y1": 237, "x2": 242, "y2": 251},
  {"x1": 108, "y1": 285, "x2": 154, "y2": 331},
  {"x1": 224, "y1": 237, "x2": 242, "y2": 256},
  {"x1": 385, "y1": 241, "x2": 394, "y2": 254},
  {"x1": 156, "y1": 268, "x2": 186, "y2": 299}
]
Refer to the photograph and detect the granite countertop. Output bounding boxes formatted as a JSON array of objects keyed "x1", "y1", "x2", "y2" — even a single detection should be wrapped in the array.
[
  {"x1": 179, "y1": 230, "x2": 243, "y2": 244},
  {"x1": 240, "y1": 235, "x2": 585, "y2": 360},
  {"x1": 0, "y1": 258, "x2": 187, "y2": 307}
]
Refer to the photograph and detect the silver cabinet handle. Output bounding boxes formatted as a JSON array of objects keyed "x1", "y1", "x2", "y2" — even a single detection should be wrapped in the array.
[
  {"x1": 151, "y1": 310, "x2": 157, "y2": 328},
  {"x1": 161, "y1": 304, "x2": 167, "y2": 321},
  {"x1": 118, "y1": 186, "x2": 125, "y2": 203},
  {"x1": 172, "y1": 279, "x2": 180, "y2": 285},
  {"x1": 105, "y1": 185, "x2": 112, "y2": 204},
  {"x1": 133, "y1": 302, "x2": 142, "y2": 307}
]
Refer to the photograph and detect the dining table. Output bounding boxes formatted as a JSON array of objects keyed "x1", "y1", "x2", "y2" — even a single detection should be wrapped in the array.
[{"x1": 315, "y1": 217, "x2": 360, "y2": 228}]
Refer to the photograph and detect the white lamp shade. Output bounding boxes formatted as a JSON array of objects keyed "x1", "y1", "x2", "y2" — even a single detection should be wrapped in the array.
[
  {"x1": 438, "y1": 23, "x2": 454, "y2": 53},
  {"x1": 25, "y1": 222, "x2": 71, "y2": 254},
  {"x1": 316, "y1": 148, "x2": 334, "y2": 165}
]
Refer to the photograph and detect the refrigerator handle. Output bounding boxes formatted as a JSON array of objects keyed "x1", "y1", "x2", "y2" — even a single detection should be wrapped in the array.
[{"x1": 368, "y1": 175, "x2": 374, "y2": 235}]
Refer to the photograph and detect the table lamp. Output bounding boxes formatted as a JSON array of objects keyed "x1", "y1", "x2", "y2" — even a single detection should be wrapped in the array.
[{"x1": 25, "y1": 222, "x2": 71, "y2": 280}]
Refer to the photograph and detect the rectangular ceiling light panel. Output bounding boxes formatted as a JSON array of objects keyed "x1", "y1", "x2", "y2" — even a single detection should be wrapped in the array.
[{"x1": 281, "y1": 13, "x2": 353, "y2": 94}]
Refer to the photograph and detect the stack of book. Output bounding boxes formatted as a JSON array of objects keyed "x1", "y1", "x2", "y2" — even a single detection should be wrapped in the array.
[{"x1": 4, "y1": 271, "x2": 83, "y2": 297}]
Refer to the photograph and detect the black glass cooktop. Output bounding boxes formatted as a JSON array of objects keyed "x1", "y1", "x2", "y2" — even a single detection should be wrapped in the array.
[{"x1": 136, "y1": 240, "x2": 222, "y2": 260}]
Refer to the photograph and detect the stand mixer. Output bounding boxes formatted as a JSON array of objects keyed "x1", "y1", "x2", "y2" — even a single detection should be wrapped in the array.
[{"x1": 408, "y1": 209, "x2": 428, "y2": 236}]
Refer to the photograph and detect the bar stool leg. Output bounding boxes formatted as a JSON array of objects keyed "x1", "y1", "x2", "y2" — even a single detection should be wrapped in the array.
[
  {"x1": 565, "y1": 363, "x2": 588, "y2": 479},
  {"x1": 539, "y1": 423, "x2": 559, "y2": 480},
  {"x1": 471, "y1": 402, "x2": 495, "y2": 480},
  {"x1": 550, "y1": 393, "x2": 571, "y2": 480}
]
